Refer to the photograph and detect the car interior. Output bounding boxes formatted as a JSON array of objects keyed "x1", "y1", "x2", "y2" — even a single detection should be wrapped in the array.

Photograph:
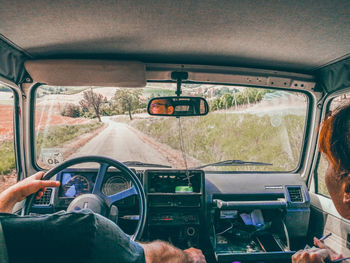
[{"x1": 0, "y1": 1, "x2": 349, "y2": 262}]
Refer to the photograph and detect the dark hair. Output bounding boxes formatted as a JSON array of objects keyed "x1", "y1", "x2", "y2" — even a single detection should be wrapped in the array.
[{"x1": 319, "y1": 103, "x2": 350, "y2": 173}]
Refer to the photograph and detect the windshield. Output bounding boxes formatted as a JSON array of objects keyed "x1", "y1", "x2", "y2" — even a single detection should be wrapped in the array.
[{"x1": 34, "y1": 83, "x2": 307, "y2": 171}]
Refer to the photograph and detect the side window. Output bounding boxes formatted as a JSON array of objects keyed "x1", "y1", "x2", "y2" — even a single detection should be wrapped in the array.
[
  {"x1": 316, "y1": 154, "x2": 330, "y2": 197},
  {"x1": 316, "y1": 91, "x2": 350, "y2": 197},
  {"x1": 0, "y1": 84, "x2": 16, "y2": 193}
]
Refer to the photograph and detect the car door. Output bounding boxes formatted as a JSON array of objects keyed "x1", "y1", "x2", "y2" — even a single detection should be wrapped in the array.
[{"x1": 308, "y1": 90, "x2": 350, "y2": 257}]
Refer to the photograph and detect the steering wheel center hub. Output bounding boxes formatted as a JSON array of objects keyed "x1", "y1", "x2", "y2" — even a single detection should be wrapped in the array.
[{"x1": 67, "y1": 194, "x2": 107, "y2": 215}]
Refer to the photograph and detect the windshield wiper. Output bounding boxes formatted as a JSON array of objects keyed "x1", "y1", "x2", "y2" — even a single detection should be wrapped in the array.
[
  {"x1": 123, "y1": 161, "x2": 172, "y2": 168},
  {"x1": 193, "y1": 160, "x2": 273, "y2": 169}
]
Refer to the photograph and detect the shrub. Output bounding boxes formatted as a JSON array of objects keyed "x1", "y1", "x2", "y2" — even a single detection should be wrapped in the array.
[{"x1": 61, "y1": 104, "x2": 81, "y2": 118}]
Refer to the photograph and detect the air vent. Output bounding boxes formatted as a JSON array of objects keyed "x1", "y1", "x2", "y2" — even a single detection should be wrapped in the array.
[
  {"x1": 34, "y1": 188, "x2": 52, "y2": 206},
  {"x1": 287, "y1": 186, "x2": 303, "y2": 202}
]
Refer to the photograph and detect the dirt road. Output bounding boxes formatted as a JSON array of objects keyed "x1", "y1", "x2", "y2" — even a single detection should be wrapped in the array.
[{"x1": 70, "y1": 117, "x2": 172, "y2": 166}]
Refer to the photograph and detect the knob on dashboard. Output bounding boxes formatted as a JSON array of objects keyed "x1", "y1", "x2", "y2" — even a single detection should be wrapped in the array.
[{"x1": 186, "y1": 226, "x2": 196, "y2": 237}]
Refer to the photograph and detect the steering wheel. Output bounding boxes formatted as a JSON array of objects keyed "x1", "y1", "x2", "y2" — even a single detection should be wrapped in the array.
[{"x1": 24, "y1": 156, "x2": 147, "y2": 241}]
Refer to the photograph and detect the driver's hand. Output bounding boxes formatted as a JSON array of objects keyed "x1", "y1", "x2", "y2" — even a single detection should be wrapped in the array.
[
  {"x1": 12, "y1": 172, "x2": 60, "y2": 201},
  {"x1": 183, "y1": 247, "x2": 206, "y2": 263},
  {"x1": 0, "y1": 172, "x2": 60, "y2": 213}
]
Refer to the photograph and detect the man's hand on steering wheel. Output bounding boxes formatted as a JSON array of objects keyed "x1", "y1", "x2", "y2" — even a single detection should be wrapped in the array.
[
  {"x1": 23, "y1": 156, "x2": 147, "y2": 241},
  {"x1": 0, "y1": 172, "x2": 60, "y2": 213}
]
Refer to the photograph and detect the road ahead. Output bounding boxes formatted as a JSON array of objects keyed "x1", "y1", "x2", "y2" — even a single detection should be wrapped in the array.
[{"x1": 70, "y1": 117, "x2": 171, "y2": 166}]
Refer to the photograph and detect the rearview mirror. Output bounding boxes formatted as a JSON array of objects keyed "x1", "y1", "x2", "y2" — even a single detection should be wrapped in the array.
[{"x1": 147, "y1": 96, "x2": 209, "y2": 117}]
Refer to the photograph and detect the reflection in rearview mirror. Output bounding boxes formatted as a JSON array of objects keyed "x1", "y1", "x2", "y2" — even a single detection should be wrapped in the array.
[
  {"x1": 147, "y1": 96, "x2": 209, "y2": 117},
  {"x1": 149, "y1": 98, "x2": 175, "y2": 115}
]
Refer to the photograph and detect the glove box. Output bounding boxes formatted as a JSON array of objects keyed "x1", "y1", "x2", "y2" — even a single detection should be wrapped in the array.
[{"x1": 212, "y1": 199, "x2": 295, "y2": 262}]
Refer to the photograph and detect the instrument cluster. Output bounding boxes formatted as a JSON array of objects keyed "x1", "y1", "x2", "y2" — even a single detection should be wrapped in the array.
[{"x1": 58, "y1": 170, "x2": 131, "y2": 199}]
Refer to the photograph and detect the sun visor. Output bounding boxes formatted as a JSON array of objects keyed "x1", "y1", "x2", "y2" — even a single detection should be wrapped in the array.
[
  {"x1": 25, "y1": 60, "x2": 146, "y2": 87},
  {"x1": 316, "y1": 56, "x2": 350, "y2": 93}
]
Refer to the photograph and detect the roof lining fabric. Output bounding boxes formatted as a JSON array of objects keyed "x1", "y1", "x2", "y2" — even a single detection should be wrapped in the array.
[
  {"x1": 0, "y1": 36, "x2": 349, "y2": 92},
  {"x1": 0, "y1": 37, "x2": 30, "y2": 85}
]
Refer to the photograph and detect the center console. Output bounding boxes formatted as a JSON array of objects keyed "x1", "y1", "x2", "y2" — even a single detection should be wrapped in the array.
[{"x1": 143, "y1": 170, "x2": 205, "y2": 249}]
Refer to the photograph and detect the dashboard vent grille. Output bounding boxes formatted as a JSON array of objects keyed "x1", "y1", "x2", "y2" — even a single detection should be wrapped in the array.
[
  {"x1": 287, "y1": 186, "x2": 303, "y2": 202},
  {"x1": 34, "y1": 188, "x2": 52, "y2": 206}
]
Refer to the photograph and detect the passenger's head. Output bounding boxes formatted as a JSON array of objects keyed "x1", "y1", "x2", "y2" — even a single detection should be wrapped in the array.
[{"x1": 319, "y1": 103, "x2": 350, "y2": 219}]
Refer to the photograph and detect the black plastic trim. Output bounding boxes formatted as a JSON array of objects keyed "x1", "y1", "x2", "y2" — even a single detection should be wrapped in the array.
[
  {"x1": 13, "y1": 89, "x2": 22, "y2": 180},
  {"x1": 29, "y1": 83, "x2": 44, "y2": 172}
]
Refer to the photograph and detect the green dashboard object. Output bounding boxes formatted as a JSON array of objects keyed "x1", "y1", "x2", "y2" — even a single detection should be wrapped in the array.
[{"x1": 175, "y1": 186, "x2": 193, "y2": 193}]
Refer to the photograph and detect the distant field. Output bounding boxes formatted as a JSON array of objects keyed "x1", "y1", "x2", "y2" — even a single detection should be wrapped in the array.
[
  {"x1": 0, "y1": 141, "x2": 15, "y2": 175},
  {"x1": 129, "y1": 113, "x2": 305, "y2": 171},
  {"x1": 0, "y1": 105, "x2": 13, "y2": 142},
  {"x1": 63, "y1": 86, "x2": 90, "y2": 95},
  {"x1": 142, "y1": 87, "x2": 174, "y2": 97},
  {"x1": 317, "y1": 155, "x2": 330, "y2": 196}
]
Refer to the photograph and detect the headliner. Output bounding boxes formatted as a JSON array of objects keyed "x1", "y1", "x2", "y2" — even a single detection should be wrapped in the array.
[{"x1": 0, "y1": 0, "x2": 349, "y2": 73}]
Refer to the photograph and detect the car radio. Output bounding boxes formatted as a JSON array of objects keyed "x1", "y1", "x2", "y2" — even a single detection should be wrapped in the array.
[{"x1": 143, "y1": 170, "x2": 204, "y2": 249}]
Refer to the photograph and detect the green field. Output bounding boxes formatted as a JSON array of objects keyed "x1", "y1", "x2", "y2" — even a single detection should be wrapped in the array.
[
  {"x1": 129, "y1": 113, "x2": 306, "y2": 171},
  {"x1": 142, "y1": 87, "x2": 175, "y2": 97},
  {"x1": 0, "y1": 141, "x2": 15, "y2": 175},
  {"x1": 316, "y1": 155, "x2": 330, "y2": 197}
]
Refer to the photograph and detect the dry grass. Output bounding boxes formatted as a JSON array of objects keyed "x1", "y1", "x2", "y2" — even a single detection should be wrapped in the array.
[{"x1": 129, "y1": 113, "x2": 306, "y2": 171}]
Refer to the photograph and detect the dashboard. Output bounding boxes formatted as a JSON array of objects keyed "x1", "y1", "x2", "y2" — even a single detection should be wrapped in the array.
[{"x1": 32, "y1": 168, "x2": 310, "y2": 262}]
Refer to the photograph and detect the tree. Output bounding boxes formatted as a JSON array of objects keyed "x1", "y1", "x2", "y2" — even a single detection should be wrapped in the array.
[
  {"x1": 114, "y1": 89, "x2": 142, "y2": 120},
  {"x1": 79, "y1": 89, "x2": 106, "y2": 122}
]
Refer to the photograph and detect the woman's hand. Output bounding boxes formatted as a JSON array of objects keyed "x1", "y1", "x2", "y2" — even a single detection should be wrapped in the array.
[
  {"x1": 292, "y1": 247, "x2": 331, "y2": 263},
  {"x1": 0, "y1": 172, "x2": 60, "y2": 213},
  {"x1": 292, "y1": 237, "x2": 342, "y2": 263},
  {"x1": 313, "y1": 237, "x2": 342, "y2": 261}
]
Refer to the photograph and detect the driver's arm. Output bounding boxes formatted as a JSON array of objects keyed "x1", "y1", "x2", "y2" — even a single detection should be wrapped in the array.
[
  {"x1": 141, "y1": 241, "x2": 206, "y2": 263},
  {"x1": 0, "y1": 172, "x2": 60, "y2": 213}
]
